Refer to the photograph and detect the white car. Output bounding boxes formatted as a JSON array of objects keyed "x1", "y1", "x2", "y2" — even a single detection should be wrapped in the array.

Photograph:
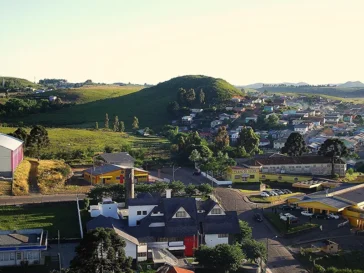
[
  {"x1": 260, "y1": 192, "x2": 270, "y2": 197},
  {"x1": 328, "y1": 213, "x2": 339, "y2": 219},
  {"x1": 280, "y1": 213, "x2": 298, "y2": 222},
  {"x1": 301, "y1": 211, "x2": 314, "y2": 217}
]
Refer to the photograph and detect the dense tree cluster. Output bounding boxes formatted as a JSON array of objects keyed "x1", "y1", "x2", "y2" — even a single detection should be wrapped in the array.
[{"x1": 281, "y1": 132, "x2": 308, "y2": 156}]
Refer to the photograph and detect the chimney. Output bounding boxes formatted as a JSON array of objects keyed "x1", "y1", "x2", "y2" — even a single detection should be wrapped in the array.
[
  {"x1": 166, "y1": 189, "x2": 172, "y2": 199},
  {"x1": 125, "y1": 168, "x2": 135, "y2": 201}
]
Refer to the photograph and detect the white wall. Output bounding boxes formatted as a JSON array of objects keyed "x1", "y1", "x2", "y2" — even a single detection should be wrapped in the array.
[
  {"x1": 0, "y1": 146, "x2": 11, "y2": 172},
  {"x1": 100, "y1": 203, "x2": 119, "y2": 219},
  {"x1": 128, "y1": 205, "x2": 157, "y2": 226},
  {"x1": 205, "y1": 234, "x2": 228, "y2": 247},
  {"x1": 124, "y1": 240, "x2": 137, "y2": 259}
]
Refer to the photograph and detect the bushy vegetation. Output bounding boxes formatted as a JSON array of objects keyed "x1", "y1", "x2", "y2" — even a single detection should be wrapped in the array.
[
  {"x1": 0, "y1": 76, "x2": 40, "y2": 91},
  {"x1": 37, "y1": 160, "x2": 72, "y2": 194},
  {"x1": 12, "y1": 159, "x2": 31, "y2": 195}
]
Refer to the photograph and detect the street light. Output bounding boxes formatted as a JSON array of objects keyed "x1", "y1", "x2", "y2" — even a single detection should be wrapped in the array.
[
  {"x1": 172, "y1": 165, "x2": 181, "y2": 181},
  {"x1": 265, "y1": 235, "x2": 278, "y2": 273}
]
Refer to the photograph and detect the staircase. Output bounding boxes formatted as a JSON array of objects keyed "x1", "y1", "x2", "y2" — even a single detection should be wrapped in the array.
[{"x1": 151, "y1": 248, "x2": 179, "y2": 266}]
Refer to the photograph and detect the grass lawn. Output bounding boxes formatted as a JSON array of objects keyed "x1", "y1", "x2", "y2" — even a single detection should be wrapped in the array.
[
  {"x1": 264, "y1": 212, "x2": 318, "y2": 235},
  {"x1": 239, "y1": 189, "x2": 261, "y2": 195},
  {"x1": 249, "y1": 192, "x2": 302, "y2": 203},
  {"x1": 0, "y1": 202, "x2": 80, "y2": 239}
]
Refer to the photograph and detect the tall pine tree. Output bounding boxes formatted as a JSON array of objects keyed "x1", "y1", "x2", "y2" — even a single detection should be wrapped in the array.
[
  {"x1": 105, "y1": 113, "x2": 109, "y2": 129},
  {"x1": 113, "y1": 116, "x2": 119, "y2": 132},
  {"x1": 281, "y1": 132, "x2": 307, "y2": 156},
  {"x1": 132, "y1": 116, "x2": 139, "y2": 130},
  {"x1": 119, "y1": 121, "x2": 125, "y2": 132}
]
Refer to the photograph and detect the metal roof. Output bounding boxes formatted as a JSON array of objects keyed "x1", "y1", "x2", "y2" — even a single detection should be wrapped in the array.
[{"x1": 0, "y1": 134, "x2": 23, "y2": 151}]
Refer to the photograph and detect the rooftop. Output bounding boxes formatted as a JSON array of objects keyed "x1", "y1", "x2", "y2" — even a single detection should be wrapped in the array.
[
  {"x1": 0, "y1": 133, "x2": 23, "y2": 151},
  {"x1": 99, "y1": 152, "x2": 135, "y2": 165},
  {"x1": 0, "y1": 229, "x2": 45, "y2": 247},
  {"x1": 244, "y1": 155, "x2": 345, "y2": 167}
]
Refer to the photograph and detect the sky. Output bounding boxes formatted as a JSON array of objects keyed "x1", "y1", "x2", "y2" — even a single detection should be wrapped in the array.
[{"x1": 1, "y1": 0, "x2": 364, "y2": 85}]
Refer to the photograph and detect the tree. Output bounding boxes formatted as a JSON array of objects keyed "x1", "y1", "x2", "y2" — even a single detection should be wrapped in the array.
[
  {"x1": 105, "y1": 113, "x2": 109, "y2": 129},
  {"x1": 347, "y1": 168, "x2": 354, "y2": 175},
  {"x1": 267, "y1": 114, "x2": 279, "y2": 125},
  {"x1": 9, "y1": 127, "x2": 28, "y2": 143},
  {"x1": 185, "y1": 88, "x2": 196, "y2": 106},
  {"x1": 195, "y1": 244, "x2": 245, "y2": 273},
  {"x1": 95, "y1": 122, "x2": 99, "y2": 130},
  {"x1": 167, "y1": 101, "x2": 180, "y2": 116},
  {"x1": 197, "y1": 183, "x2": 213, "y2": 195},
  {"x1": 185, "y1": 184, "x2": 196, "y2": 196},
  {"x1": 234, "y1": 220, "x2": 252, "y2": 243},
  {"x1": 119, "y1": 121, "x2": 125, "y2": 132},
  {"x1": 281, "y1": 132, "x2": 308, "y2": 156},
  {"x1": 241, "y1": 239, "x2": 267, "y2": 262},
  {"x1": 318, "y1": 138, "x2": 349, "y2": 176},
  {"x1": 70, "y1": 228, "x2": 132, "y2": 273},
  {"x1": 132, "y1": 116, "x2": 139, "y2": 130},
  {"x1": 168, "y1": 180, "x2": 185, "y2": 196},
  {"x1": 151, "y1": 181, "x2": 169, "y2": 193},
  {"x1": 83, "y1": 198, "x2": 90, "y2": 210},
  {"x1": 214, "y1": 126, "x2": 230, "y2": 152},
  {"x1": 189, "y1": 149, "x2": 201, "y2": 169},
  {"x1": 113, "y1": 116, "x2": 119, "y2": 132},
  {"x1": 28, "y1": 125, "x2": 50, "y2": 159},
  {"x1": 177, "y1": 88, "x2": 187, "y2": 105},
  {"x1": 236, "y1": 128, "x2": 260, "y2": 155},
  {"x1": 199, "y1": 89, "x2": 205, "y2": 105}
]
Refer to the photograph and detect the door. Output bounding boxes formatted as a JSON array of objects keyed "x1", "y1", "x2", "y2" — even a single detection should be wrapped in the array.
[{"x1": 184, "y1": 236, "x2": 197, "y2": 257}]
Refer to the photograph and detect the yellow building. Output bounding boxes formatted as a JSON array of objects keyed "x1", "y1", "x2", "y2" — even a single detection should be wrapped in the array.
[
  {"x1": 260, "y1": 173, "x2": 312, "y2": 183},
  {"x1": 225, "y1": 167, "x2": 260, "y2": 182},
  {"x1": 84, "y1": 165, "x2": 149, "y2": 185},
  {"x1": 288, "y1": 183, "x2": 364, "y2": 230}
]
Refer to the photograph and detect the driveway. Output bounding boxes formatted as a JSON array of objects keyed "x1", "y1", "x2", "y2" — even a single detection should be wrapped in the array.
[{"x1": 214, "y1": 188, "x2": 308, "y2": 273}]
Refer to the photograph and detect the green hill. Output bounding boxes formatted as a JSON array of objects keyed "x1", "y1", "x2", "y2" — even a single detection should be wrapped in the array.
[
  {"x1": 17, "y1": 75, "x2": 242, "y2": 129},
  {"x1": 0, "y1": 76, "x2": 40, "y2": 90}
]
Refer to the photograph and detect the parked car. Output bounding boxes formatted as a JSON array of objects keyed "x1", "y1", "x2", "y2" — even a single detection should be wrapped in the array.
[
  {"x1": 272, "y1": 189, "x2": 285, "y2": 195},
  {"x1": 301, "y1": 211, "x2": 314, "y2": 217},
  {"x1": 192, "y1": 171, "x2": 201, "y2": 176},
  {"x1": 315, "y1": 214, "x2": 328, "y2": 219},
  {"x1": 280, "y1": 213, "x2": 299, "y2": 222},
  {"x1": 327, "y1": 213, "x2": 339, "y2": 219},
  {"x1": 280, "y1": 205, "x2": 294, "y2": 211},
  {"x1": 254, "y1": 213, "x2": 263, "y2": 222},
  {"x1": 282, "y1": 189, "x2": 292, "y2": 194},
  {"x1": 260, "y1": 192, "x2": 270, "y2": 197},
  {"x1": 269, "y1": 191, "x2": 278, "y2": 196}
]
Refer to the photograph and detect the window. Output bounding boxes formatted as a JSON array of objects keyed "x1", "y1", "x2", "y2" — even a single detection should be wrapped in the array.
[
  {"x1": 16, "y1": 252, "x2": 21, "y2": 260},
  {"x1": 137, "y1": 211, "x2": 141, "y2": 215},
  {"x1": 136, "y1": 220, "x2": 141, "y2": 226},
  {"x1": 211, "y1": 208, "x2": 222, "y2": 215},
  {"x1": 176, "y1": 211, "x2": 187, "y2": 218},
  {"x1": 218, "y1": 234, "x2": 228, "y2": 238},
  {"x1": 234, "y1": 175, "x2": 240, "y2": 179},
  {"x1": 25, "y1": 251, "x2": 38, "y2": 260},
  {"x1": 242, "y1": 177, "x2": 247, "y2": 182},
  {"x1": 249, "y1": 175, "x2": 255, "y2": 179},
  {"x1": 142, "y1": 211, "x2": 147, "y2": 215},
  {"x1": 156, "y1": 237, "x2": 168, "y2": 242},
  {"x1": 137, "y1": 252, "x2": 147, "y2": 257}
]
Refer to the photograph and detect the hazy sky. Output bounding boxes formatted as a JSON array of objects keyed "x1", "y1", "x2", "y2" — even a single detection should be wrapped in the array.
[{"x1": 1, "y1": 0, "x2": 364, "y2": 85}]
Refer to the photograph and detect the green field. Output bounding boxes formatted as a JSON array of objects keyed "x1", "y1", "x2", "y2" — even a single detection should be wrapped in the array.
[
  {"x1": 0, "y1": 203, "x2": 80, "y2": 238},
  {"x1": 13, "y1": 75, "x2": 243, "y2": 129}
]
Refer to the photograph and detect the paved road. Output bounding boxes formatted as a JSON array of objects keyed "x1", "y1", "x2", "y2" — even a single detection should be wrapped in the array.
[
  {"x1": 149, "y1": 167, "x2": 211, "y2": 185},
  {"x1": 214, "y1": 188, "x2": 307, "y2": 273},
  {"x1": 0, "y1": 194, "x2": 86, "y2": 205}
]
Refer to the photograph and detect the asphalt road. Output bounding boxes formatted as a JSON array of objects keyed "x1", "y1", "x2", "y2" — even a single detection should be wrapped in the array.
[
  {"x1": 149, "y1": 167, "x2": 211, "y2": 185},
  {"x1": 214, "y1": 188, "x2": 307, "y2": 273},
  {"x1": 0, "y1": 194, "x2": 86, "y2": 205}
]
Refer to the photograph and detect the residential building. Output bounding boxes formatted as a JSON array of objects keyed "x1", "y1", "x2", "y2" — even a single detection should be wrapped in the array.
[
  {"x1": 278, "y1": 120, "x2": 288, "y2": 126},
  {"x1": 259, "y1": 138, "x2": 270, "y2": 147},
  {"x1": 0, "y1": 229, "x2": 48, "y2": 267},
  {"x1": 245, "y1": 115, "x2": 258, "y2": 124},
  {"x1": 273, "y1": 98, "x2": 286, "y2": 106},
  {"x1": 263, "y1": 105, "x2": 274, "y2": 113},
  {"x1": 225, "y1": 106, "x2": 233, "y2": 111},
  {"x1": 283, "y1": 110, "x2": 297, "y2": 115},
  {"x1": 191, "y1": 109, "x2": 203, "y2": 113},
  {"x1": 292, "y1": 119, "x2": 303, "y2": 125},
  {"x1": 229, "y1": 131, "x2": 240, "y2": 143},
  {"x1": 294, "y1": 124, "x2": 308, "y2": 134},
  {"x1": 243, "y1": 155, "x2": 346, "y2": 176},
  {"x1": 325, "y1": 115, "x2": 340, "y2": 123},
  {"x1": 181, "y1": 116, "x2": 193, "y2": 124},
  {"x1": 273, "y1": 138, "x2": 287, "y2": 150},
  {"x1": 87, "y1": 191, "x2": 240, "y2": 261},
  {"x1": 231, "y1": 96, "x2": 243, "y2": 103},
  {"x1": 224, "y1": 167, "x2": 260, "y2": 182},
  {"x1": 0, "y1": 134, "x2": 23, "y2": 179},
  {"x1": 99, "y1": 152, "x2": 135, "y2": 167},
  {"x1": 252, "y1": 98, "x2": 264, "y2": 104},
  {"x1": 230, "y1": 113, "x2": 240, "y2": 119},
  {"x1": 210, "y1": 120, "x2": 222, "y2": 128},
  {"x1": 233, "y1": 106, "x2": 245, "y2": 112},
  {"x1": 343, "y1": 114, "x2": 353, "y2": 123},
  {"x1": 83, "y1": 165, "x2": 149, "y2": 184},
  {"x1": 219, "y1": 113, "x2": 230, "y2": 121},
  {"x1": 288, "y1": 183, "x2": 364, "y2": 230}
]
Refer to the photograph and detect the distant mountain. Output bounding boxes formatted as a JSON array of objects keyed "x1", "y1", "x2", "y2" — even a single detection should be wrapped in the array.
[
  {"x1": 244, "y1": 83, "x2": 265, "y2": 89},
  {"x1": 337, "y1": 81, "x2": 364, "y2": 88},
  {"x1": 244, "y1": 82, "x2": 310, "y2": 89},
  {"x1": 0, "y1": 76, "x2": 40, "y2": 90}
]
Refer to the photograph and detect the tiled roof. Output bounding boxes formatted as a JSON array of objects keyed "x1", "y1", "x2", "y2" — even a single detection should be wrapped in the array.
[{"x1": 99, "y1": 152, "x2": 135, "y2": 165}]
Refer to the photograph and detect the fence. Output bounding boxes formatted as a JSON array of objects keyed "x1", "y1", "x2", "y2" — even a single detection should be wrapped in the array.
[{"x1": 201, "y1": 172, "x2": 232, "y2": 186}]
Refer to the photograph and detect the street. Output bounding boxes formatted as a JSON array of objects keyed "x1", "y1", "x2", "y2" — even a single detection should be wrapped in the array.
[
  {"x1": 149, "y1": 167, "x2": 211, "y2": 185},
  {"x1": 214, "y1": 188, "x2": 308, "y2": 273},
  {"x1": 0, "y1": 194, "x2": 86, "y2": 205}
]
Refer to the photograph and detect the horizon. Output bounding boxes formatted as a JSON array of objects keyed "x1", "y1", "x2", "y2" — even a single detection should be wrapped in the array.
[{"x1": 1, "y1": 0, "x2": 364, "y2": 85}]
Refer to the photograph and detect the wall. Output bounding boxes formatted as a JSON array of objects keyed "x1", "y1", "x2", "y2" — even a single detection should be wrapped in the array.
[
  {"x1": 84, "y1": 168, "x2": 148, "y2": 184},
  {"x1": 99, "y1": 203, "x2": 119, "y2": 219},
  {"x1": 225, "y1": 167, "x2": 260, "y2": 183},
  {"x1": 0, "y1": 146, "x2": 11, "y2": 173},
  {"x1": 260, "y1": 173, "x2": 312, "y2": 183},
  {"x1": 12, "y1": 145, "x2": 23, "y2": 172},
  {"x1": 124, "y1": 240, "x2": 137, "y2": 260},
  {"x1": 204, "y1": 234, "x2": 228, "y2": 247},
  {"x1": 128, "y1": 205, "x2": 157, "y2": 226}
]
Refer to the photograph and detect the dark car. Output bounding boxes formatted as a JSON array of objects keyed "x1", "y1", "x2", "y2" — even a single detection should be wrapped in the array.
[
  {"x1": 192, "y1": 171, "x2": 201, "y2": 176},
  {"x1": 356, "y1": 230, "x2": 364, "y2": 236},
  {"x1": 254, "y1": 213, "x2": 263, "y2": 222},
  {"x1": 315, "y1": 214, "x2": 328, "y2": 219},
  {"x1": 280, "y1": 205, "x2": 294, "y2": 211}
]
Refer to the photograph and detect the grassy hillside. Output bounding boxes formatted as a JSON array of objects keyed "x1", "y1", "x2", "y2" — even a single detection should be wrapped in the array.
[
  {"x1": 16, "y1": 75, "x2": 242, "y2": 128},
  {"x1": 32, "y1": 84, "x2": 144, "y2": 104},
  {"x1": 258, "y1": 86, "x2": 364, "y2": 98},
  {"x1": 0, "y1": 76, "x2": 40, "y2": 90}
]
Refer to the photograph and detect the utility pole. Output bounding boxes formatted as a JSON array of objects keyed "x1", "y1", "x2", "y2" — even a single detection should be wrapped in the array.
[
  {"x1": 172, "y1": 164, "x2": 181, "y2": 181},
  {"x1": 58, "y1": 230, "x2": 61, "y2": 272}
]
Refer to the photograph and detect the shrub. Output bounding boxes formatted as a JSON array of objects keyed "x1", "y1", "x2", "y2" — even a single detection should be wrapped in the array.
[
  {"x1": 313, "y1": 264, "x2": 325, "y2": 273},
  {"x1": 13, "y1": 159, "x2": 31, "y2": 195}
]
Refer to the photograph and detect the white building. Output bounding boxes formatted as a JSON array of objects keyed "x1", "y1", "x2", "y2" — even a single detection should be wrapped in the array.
[
  {"x1": 294, "y1": 124, "x2": 308, "y2": 134},
  {"x1": 0, "y1": 134, "x2": 23, "y2": 179},
  {"x1": 211, "y1": 120, "x2": 222, "y2": 128},
  {"x1": 273, "y1": 139, "x2": 287, "y2": 149},
  {"x1": 191, "y1": 109, "x2": 203, "y2": 113},
  {"x1": 89, "y1": 198, "x2": 121, "y2": 219},
  {"x1": 181, "y1": 116, "x2": 193, "y2": 124},
  {"x1": 0, "y1": 229, "x2": 47, "y2": 267}
]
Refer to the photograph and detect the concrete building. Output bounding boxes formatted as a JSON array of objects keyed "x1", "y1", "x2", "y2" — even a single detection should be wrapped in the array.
[
  {"x1": 0, "y1": 229, "x2": 47, "y2": 267},
  {"x1": 273, "y1": 138, "x2": 287, "y2": 150},
  {"x1": 0, "y1": 134, "x2": 23, "y2": 178},
  {"x1": 224, "y1": 166, "x2": 260, "y2": 182},
  {"x1": 294, "y1": 124, "x2": 309, "y2": 134}
]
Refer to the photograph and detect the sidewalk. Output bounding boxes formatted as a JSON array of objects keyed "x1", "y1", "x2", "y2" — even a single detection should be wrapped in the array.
[{"x1": 0, "y1": 194, "x2": 86, "y2": 205}]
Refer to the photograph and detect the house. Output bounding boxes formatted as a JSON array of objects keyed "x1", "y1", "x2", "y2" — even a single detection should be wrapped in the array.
[
  {"x1": 191, "y1": 109, "x2": 203, "y2": 113},
  {"x1": 49, "y1": 96, "x2": 57, "y2": 102},
  {"x1": 83, "y1": 165, "x2": 149, "y2": 184},
  {"x1": 99, "y1": 152, "x2": 135, "y2": 167},
  {"x1": 283, "y1": 110, "x2": 297, "y2": 115},
  {"x1": 264, "y1": 105, "x2": 274, "y2": 113},
  {"x1": 225, "y1": 166, "x2": 260, "y2": 182},
  {"x1": 233, "y1": 106, "x2": 245, "y2": 112},
  {"x1": 312, "y1": 240, "x2": 339, "y2": 254},
  {"x1": 325, "y1": 115, "x2": 340, "y2": 124},
  {"x1": 182, "y1": 116, "x2": 193, "y2": 125},
  {"x1": 219, "y1": 113, "x2": 230, "y2": 121},
  {"x1": 211, "y1": 120, "x2": 222, "y2": 128},
  {"x1": 230, "y1": 113, "x2": 240, "y2": 119},
  {"x1": 0, "y1": 229, "x2": 48, "y2": 267},
  {"x1": 343, "y1": 114, "x2": 353, "y2": 123},
  {"x1": 87, "y1": 191, "x2": 240, "y2": 261},
  {"x1": 243, "y1": 155, "x2": 347, "y2": 177},
  {"x1": 0, "y1": 134, "x2": 23, "y2": 179},
  {"x1": 278, "y1": 120, "x2": 288, "y2": 126},
  {"x1": 294, "y1": 124, "x2": 309, "y2": 134},
  {"x1": 273, "y1": 98, "x2": 286, "y2": 106},
  {"x1": 259, "y1": 138, "x2": 270, "y2": 147},
  {"x1": 231, "y1": 96, "x2": 244, "y2": 103},
  {"x1": 252, "y1": 98, "x2": 264, "y2": 104},
  {"x1": 137, "y1": 129, "x2": 150, "y2": 136},
  {"x1": 273, "y1": 138, "x2": 287, "y2": 150},
  {"x1": 288, "y1": 183, "x2": 364, "y2": 230},
  {"x1": 229, "y1": 131, "x2": 240, "y2": 143},
  {"x1": 245, "y1": 115, "x2": 258, "y2": 124},
  {"x1": 292, "y1": 119, "x2": 303, "y2": 125},
  {"x1": 225, "y1": 106, "x2": 234, "y2": 111}
]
